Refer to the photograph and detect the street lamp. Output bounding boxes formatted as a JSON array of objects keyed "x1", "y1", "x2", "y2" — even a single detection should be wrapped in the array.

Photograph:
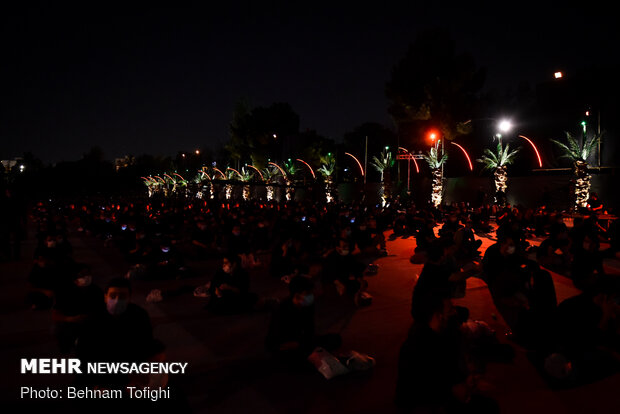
[{"x1": 495, "y1": 119, "x2": 512, "y2": 144}]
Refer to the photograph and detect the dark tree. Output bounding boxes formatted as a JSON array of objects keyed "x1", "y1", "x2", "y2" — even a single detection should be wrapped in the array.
[
  {"x1": 386, "y1": 29, "x2": 485, "y2": 146},
  {"x1": 227, "y1": 101, "x2": 300, "y2": 169}
]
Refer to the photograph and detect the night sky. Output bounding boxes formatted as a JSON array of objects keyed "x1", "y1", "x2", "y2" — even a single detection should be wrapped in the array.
[{"x1": 2, "y1": 2, "x2": 618, "y2": 163}]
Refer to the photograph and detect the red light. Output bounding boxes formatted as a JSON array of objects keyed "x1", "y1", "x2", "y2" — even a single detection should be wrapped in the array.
[{"x1": 427, "y1": 129, "x2": 440, "y2": 144}]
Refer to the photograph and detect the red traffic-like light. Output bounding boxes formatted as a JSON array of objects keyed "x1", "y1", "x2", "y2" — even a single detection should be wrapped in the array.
[{"x1": 427, "y1": 129, "x2": 440, "y2": 144}]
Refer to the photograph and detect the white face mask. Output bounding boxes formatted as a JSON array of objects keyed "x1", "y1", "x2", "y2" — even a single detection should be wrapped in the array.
[
  {"x1": 506, "y1": 245, "x2": 516, "y2": 255},
  {"x1": 75, "y1": 275, "x2": 92, "y2": 287},
  {"x1": 338, "y1": 248, "x2": 350, "y2": 256}
]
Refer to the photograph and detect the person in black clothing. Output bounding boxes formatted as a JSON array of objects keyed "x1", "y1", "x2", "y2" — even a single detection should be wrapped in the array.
[
  {"x1": 483, "y1": 235, "x2": 557, "y2": 347},
  {"x1": 541, "y1": 276, "x2": 620, "y2": 385},
  {"x1": 570, "y1": 232, "x2": 605, "y2": 291},
  {"x1": 322, "y1": 238, "x2": 368, "y2": 304},
  {"x1": 76, "y1": 277, "x2": 154, "y2": 388},
  {"x1": 454, "y1": 218, "x2": 483, "y2": 260},
  {"x1": 27, "y1": 236, "x2": 74, "y2": 309},
  {"x1": 438, "y1": 213, "x2": 462, "y2": 241},
  {"x1": 410, "y1": 219, "x2": 437, "y2": 264},
  {"x1": 396, "y1": 294, "x2": 499, "y2": 413},
  {"x1": 150, "y1": 238, "x2": 185, "y2": 280},
  {"x1": 206, "y1": 254, "x2": 254, "y2": 314},
  {"x1": 265, "y1": 275, "x2": 341, "y2": 365},
  {"x1": 411, "y1": 240, "x2": 478, "y2": 320},
  {"x1": 190, "y1": 219, "x2": 216, "y2": 258},
  {"x1": 536, "y1": 226, "x2": 571, "y2": 274},
  {"x1": 52, "y1": 264, "x2": 104, "y2": 353}
]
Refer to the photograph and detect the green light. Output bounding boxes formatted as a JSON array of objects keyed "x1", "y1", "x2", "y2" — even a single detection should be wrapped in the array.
[
  {"x1": 327, "y1": 153, "x2": 331, "y2": 156},
  {"x1": 581, "y1": 121, "x2": 586, "y2": 126}
]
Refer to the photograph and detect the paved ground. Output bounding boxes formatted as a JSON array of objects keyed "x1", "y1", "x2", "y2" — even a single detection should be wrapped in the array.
[{"x1": 2, "y1": 217, "x2": 620, "y2": 413}]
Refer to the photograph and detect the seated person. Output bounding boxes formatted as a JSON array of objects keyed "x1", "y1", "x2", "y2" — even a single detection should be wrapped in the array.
[
  {"x1": 411, "y1": 219, "x2": 437, "y2": 263},
  {"x1": 52, "y1": 264, "x2": 104, "y2": 353},
  {"x1": 396, "y1": 295, "x2": 499, "y2": 413},
  {"x1": 454, "y1": 218, "x2": 483, "y2": 260},
  {"x1": 411, "y1": 239, "x2": 479, "y2": 319},
  {"x1": 206, "y1": 254, "x2": 254, "y2": 314},
  {"x1": 354, "y1": 216, "x2": 387, "y2": 258},
  {"x1": 438, "y1": 214, "x2": 462, "y2": 240},
  {"x1": 27, "y1": 251, "x2": 69, "y2": 310},
  {"x1": 265, "y1": 275, "x2": 341, "y2": 364},
  {"x1": 149, "y1": 239, "x2": 185, "y2": 280},
  {"x1": 322, "y1": 238, "x2": 368, "y2": 305},
  {"x1": 483, "y1": 235, "x2": 557, "y2": 347},
  {"x1": 190, "y1": 219, "x2": 216, "y2": 258},
  {"x1": 536, "y1": 228, "x2": 571, "y2": 273},
  {"x1": 76, "y1": 277, "x2": 154, "y2": 388},
  {"x1": 124, "y1": 228, "x2": 154, "y2": 264},
  {"x1": 571, "y1": 233, "x2": 605, "y2": 291},
  {"x1": 270, "y1": 236, "x2": 307, "y2": 279},
  {"x1": 542, "y1": 276, "x2": 620, "y2": 386}
]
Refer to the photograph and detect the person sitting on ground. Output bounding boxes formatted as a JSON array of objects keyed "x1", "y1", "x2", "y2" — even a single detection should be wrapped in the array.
[
  {"x1": 396, "y1": 295, "x2": 499, "y2": 413},
  {"x1": 322, "y1": 238, "x2": 369, "y2": 305},
  {"x1": 354, "y1": 216, "x2": 388, "y2": 259},
  {"x1": 570, "y1": 232, "x2": 605, "y2": 291},
  {"x1": 411, "y1": 219, "x2": 438, "y2": 263},
  {"x1": 190, "y1": 219, "x2": 216, "y2": 258},
  {"x1": 411, "y1": 239, "x2": 480, "y2": 321},
  {"x1": 27, "y1": 248, "x2": 69, "y2": 310},
  {"x1": 52, "y1": 264, "x2": 104, "y2": 354},
  {"x1": 265, "y1": 275, "x2": 341, "y2": 366},
  {"x1": 483, "y1": 235, "x2": 557, "y2": 347},
  {"x1": 542, "y1": 276, "x2": 620, "y2": 386},
  {"x1": 76, "y1": 277, "x2": 154, "y2": 388},
  {"x1": 439, "y1": 213, "x2": 463, "y2": 241},
  {"x1": 454, "y1": 218, "x2": 483, "y2": 260},
  {"x1": 536, "y1": 226, "x2": 572, "y2": 274},
  {"x1": 206, "y1": 253, "x2": 254, "y2": 314},
  {"x1": 150, "y1": 238, "x2": 186, "y2": 280}
]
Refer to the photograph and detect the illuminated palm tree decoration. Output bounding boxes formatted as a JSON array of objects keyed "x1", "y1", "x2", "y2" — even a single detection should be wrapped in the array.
[
  {"x1": 283, "y1": 160, "x2": 298, "y2": 201},
  {"x1": 240, "y1": 167, "x2": 254, "y2": 201},
  {"x1": 422, "y1": 145, "x2": 447, "y2": 207},
  {"x1": 224, "y1": 169, "x2": 240, "y2": 200},
  {"x1": 141, "y1": 177, "x2": 157, "y2": 197},
  {"x1": 163, "y1": 174, "x2": 177, "y2": 196},
  {"x1": 476, "y1": 142, "x2": 520, "y2": 205},
  {"x1": 371, "y1": 148, "x2": 395, "y2": 206},
  {"x1": 194, "y1": 169, "x2": 213, "y2": 199},
  {"x1": 551, "y1": 131, "x2": 600, "y2": 210},
  {"x1": 173, "y1": 173, "x2": 188, "y2": 197},
  {"x1": 317, "y1": 153, "x2": 336, "y2": 203},
  {"x1": 263, "y1": 167, "x2": 277, "y2": 201}
]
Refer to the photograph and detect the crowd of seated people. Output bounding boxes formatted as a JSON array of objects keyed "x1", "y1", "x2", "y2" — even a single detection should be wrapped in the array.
[{"x1": 16, "y1": 192, "x2": 620, "y2": 412}]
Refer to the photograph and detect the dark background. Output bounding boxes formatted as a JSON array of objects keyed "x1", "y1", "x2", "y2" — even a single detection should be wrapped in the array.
[{"x1": 2, "y1": 2, "x2": 618, "y2": 163}]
